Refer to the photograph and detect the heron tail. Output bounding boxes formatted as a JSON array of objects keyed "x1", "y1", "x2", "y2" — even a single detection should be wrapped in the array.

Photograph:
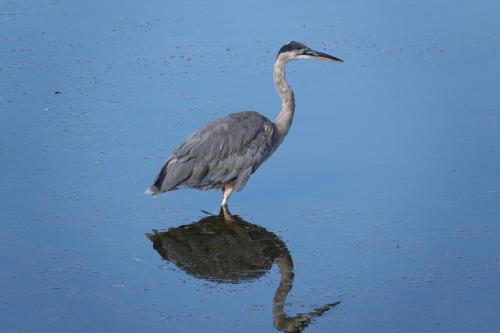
[
  {"x1": 144, "y1": 185, "x2": 161, "y2": 197},
  {"x1": 146, "y1": 157, "x2": 190, "y2": 196}
]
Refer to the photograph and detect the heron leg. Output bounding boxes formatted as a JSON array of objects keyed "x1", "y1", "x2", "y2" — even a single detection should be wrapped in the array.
[
  {"x1": 220, "y1": 205, "x2": 235, "y2": 222},
  {"x1": 221, "y1": 182, "x2": 235, "y2": 207}
]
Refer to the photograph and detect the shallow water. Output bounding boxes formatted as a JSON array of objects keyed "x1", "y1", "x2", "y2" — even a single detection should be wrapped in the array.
[{"x1": 1, "y1": 0, "x2": 500, "y2": 332}]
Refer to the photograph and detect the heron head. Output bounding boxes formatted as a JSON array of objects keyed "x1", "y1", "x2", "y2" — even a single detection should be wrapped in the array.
[{"x1": 277, "y1": 41, "x2": 343, "y2": 63}]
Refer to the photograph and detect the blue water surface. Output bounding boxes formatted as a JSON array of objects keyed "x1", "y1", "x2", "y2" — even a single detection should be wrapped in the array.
[{"x1": 1, "y1": 0, "x2": 500, "y2": 332}]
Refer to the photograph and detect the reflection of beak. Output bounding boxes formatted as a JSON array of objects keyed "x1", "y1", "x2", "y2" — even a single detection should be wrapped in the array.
[{"x1": 305, "y1": 49, "x2": 343, "y2": 62}]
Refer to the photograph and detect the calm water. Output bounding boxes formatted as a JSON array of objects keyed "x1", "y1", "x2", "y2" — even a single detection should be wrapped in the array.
[{"x1": 1, "y1": 0, "x2": 500, "y2": 332}]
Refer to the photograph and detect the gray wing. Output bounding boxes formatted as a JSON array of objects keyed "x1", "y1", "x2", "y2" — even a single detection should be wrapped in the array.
[{"x1": 148, "y1": 111, "x2": 278, "y2": 194}]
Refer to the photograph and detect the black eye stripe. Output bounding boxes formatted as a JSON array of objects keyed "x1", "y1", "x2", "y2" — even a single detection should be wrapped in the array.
[{"x1": 277, "y1": 41, "x2": 307, "y2": 55}]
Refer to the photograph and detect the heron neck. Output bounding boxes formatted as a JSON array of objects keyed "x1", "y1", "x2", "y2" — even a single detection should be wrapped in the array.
[
  {"x1": 272, "y1": 251, "x2": 295, "y2": 327},
  {"x1": 273, "y1": 57, "x2": 295, "y2": 140}
]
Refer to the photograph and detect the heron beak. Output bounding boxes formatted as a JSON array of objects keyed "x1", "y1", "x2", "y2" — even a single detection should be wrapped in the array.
[{"x1": 305, "y1": 49, "x2": 343, "y2": 62}]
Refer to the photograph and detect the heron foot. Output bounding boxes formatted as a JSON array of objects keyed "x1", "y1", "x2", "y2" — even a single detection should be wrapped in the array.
[{"x1": 219, "y1": 205, "x2": 235, "y2": 222}]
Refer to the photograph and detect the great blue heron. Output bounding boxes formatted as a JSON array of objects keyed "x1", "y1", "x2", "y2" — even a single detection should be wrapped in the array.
[{"x1": 145, "y1": 41, "x2": 342, "y2": 207}]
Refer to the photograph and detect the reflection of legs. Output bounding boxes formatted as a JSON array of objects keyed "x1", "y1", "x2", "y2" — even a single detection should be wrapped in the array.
[{"x1": 221, "y1": 181, "x2": 234, "y2": 207}]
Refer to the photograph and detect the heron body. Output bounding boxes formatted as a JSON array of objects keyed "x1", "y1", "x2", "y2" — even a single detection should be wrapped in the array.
[{"x1": 145, "y1": 41, "x2": 342, "y2": 207}]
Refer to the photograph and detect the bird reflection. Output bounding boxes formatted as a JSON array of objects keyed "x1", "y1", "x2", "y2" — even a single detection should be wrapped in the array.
[{"x1": 146, "y1": 207, "x2": 339, "y2": 332}]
